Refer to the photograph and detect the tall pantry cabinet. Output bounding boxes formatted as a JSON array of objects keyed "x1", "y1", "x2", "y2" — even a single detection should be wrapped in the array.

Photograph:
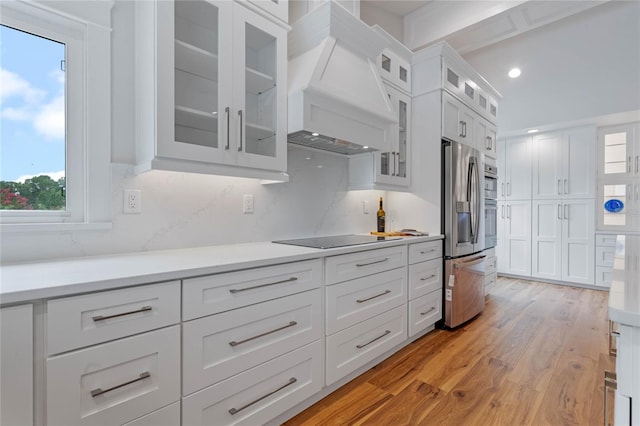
[
  {"x1": 135, "y1": 0, "x2": 289, "y2": 180},
  {"x1": 497, "y1": 126, "x2": 596, "y2": 286}
]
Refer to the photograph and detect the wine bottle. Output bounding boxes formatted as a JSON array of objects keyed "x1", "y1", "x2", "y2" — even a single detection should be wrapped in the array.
[{"x1": 377, "y1": 197, "x2": 385, "y2": 232}]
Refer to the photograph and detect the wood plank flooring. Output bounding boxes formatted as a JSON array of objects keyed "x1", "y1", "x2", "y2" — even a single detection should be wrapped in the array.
[{"x1": 283, "y1": 277, "x2": 614, "y2": 426}]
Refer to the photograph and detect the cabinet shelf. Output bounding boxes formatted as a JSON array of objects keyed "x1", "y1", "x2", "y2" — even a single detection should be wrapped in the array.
[
  {"x1": 175, "y1": 39, "x2": 218, "y2": 82},
  {"x1": 175, "y1": 105, "x2": 218, "y2": 132},
  {"x1": 246, "y1": 67, "x2": 275, "y2": 95},
  {"x1": 247, "y1": 122, "x2": 275, "y2": 141}
]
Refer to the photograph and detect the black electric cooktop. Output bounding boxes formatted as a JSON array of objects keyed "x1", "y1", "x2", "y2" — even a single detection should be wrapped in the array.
[{"x1": 272, "y1": 234, "x2": 401, "y2": 249}]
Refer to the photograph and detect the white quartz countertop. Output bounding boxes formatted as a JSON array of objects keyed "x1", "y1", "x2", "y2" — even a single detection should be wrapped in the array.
[
  {"x1": 609, "y1": 280, "x2": 640, "y2": 327},
  {"x1": 0, "y1": 235, "x2": 442, "y2": 304}
]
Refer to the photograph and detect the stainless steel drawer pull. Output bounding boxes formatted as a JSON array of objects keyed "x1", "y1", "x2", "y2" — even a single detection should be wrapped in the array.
[
  {"x1": 229, "y1": 277, "x2": 298, "y2": 294},
  {"x1": 228, "y1": 377, "x2": 297, "y2": 415},
  {"x1": 90, "y1": 371, "x2": 151, "y2": 397},
  {"x1": 608, "y1": 320, "x2": 618, "y2": 357},
  {"x1": 356, "y1": 290, "x2": 391, "y2": 303},
  {"x1": 604, "y1": 370, "x2": 617, "y2": 426},
  {"x1": 419, "y1": 249, "x2": 436, "y2": 254},
  {"x1": 355, "y1": 258, "x2": 389, "y2": 267},
  {"x1": 229, "y1": 321, "x2": 298, "y2": 347},
  {"x1": 92, "y1": 306, "x2": 152, "y2": 322},
  {"x1": 420, "y1": 307, "x2": 437, "y2": 316},
  {"x1": 356, "y1": 330, "x2": 391, "y2": 349},
  {"x1": 420, "y1": 274, "x2": 437, "y2": 281}
]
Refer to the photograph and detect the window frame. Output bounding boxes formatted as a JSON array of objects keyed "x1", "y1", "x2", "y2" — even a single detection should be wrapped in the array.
[{"x1": 0, "y1": 0, "x2": 112, "y2": 232}]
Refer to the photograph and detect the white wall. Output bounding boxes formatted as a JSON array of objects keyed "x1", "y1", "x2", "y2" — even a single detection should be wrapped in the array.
[
  {"x1": 463, "y1": 1, "x2": 640, "y2": 134},
  {"x1": 1, "y1": 1, "x2": 400, "y2": 264}
]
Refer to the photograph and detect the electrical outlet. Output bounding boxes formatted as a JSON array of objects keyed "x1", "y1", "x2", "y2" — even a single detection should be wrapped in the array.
[
  {"x1": 124, "y1": 189, "x2": 142, "y2": 214},
  {"x1": 362, "y1": 200, "x2": 370, "y2": 214},
  {"x1": 243, "y1": 194, "x2": 254, "y2": 214}
]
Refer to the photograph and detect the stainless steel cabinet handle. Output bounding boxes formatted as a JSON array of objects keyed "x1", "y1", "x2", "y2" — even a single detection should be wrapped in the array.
[
  {"x1": 558, "y1": 204, "x2": 562, "y2": 220},
  {"x1": 463, "y1": 121, "x2": 468, "y2": 138},
  {"x1": 237, "y1": 110, "x2": 243, "y2": 152},
  {"x1": 356, "y1": 330, "x2": 391, "y2": 349},
  {"x1": 392, "y1": 152, "x2": 397, "y2": 176},
  {"x1": 636, "y1": 183, "x2": 639, "y2": 202},
  {"x1": 507, "y1": 204, "x2": 511, "y2": 219},
  {"x1": 564, "y1": 204, "x2": 568, "y2": 220},
  {"x1": 356, "y1": 289, "x2": 391, "y2": 303},
  {"x1": 636, "y1": 155, "x2": 639, "y2": 173},
  {"x1": 506, "y1": 182, "x2": 511, "y2": 196},
  {"x1": 459, "y1": 121, "x2": 465, "y2": 138},
  {"x1": 558, "y1": 179, "x2": 562, "y2": 195},
  {"x1": 92, "y1": 306, "x2": 152, "y2": 322},
  {"x1": 419, "y1": 249, "x2": 436, "y2": 254},
  {"x1": 229, "y1": 321, "x2": 297, "y2": 347},
  {"x1": 420, "y1": 274, "x2": 437, "y2": 281},
  {"x1": 604, "y1": 370, "x2": 617, "y2": 426},
  {"x1": 91, "y1": 371, "x2": 150, "y2": 397},
  {"x1": 629, "y1": 155, "x2": 633, "y2": 173},
  {"x1": 229, "y1": 277, "x2": 297, "y2": 293},
  {"x1": 501, "y1": 182, "x2": 505, "y2": 197},
  {"x1": 608, "y1": 320, "x2": 618, "y2": 357},
  {"x1": 564, "y1": 179, "x2": 568, "y2": 194},
  {"x1": 228, "y1": 377, "x2": 297, "y2": 415},
  {"x1": 356, "y1": 258, "x2": 389, "y2": 267},
  {"x1": 486, "y1": 136, "x2": 491, "y2": 150},
  {"x1": 501, "y1": 205, "x2": 505, "y2": 218},
  {"x1": 225, "y1": 106, "x2": 230, "y2": 150},
  {"x1": 420, "y1": 307, "x2": 437, "y2": 316}
]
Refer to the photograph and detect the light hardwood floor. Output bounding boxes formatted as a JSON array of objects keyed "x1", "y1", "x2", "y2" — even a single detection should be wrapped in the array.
[{"x1": 284, "y1": 277, "x2": 614, "y2": 426}]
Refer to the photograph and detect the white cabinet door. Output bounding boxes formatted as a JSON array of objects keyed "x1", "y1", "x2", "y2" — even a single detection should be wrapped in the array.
[
  {"x1": 564, "y1": 127, "x2": 596, "y2": 199},
  {"x1": 0, "y1": 304, "x2": 33, "y2": 426},
  {"x1": 504, "y1": 135, "x2": 532, "y2": 200},
  {"x1": 503, "y1": 200, "x2": 532, "y2": 276},
  {"x1": 562, "y1": 199, "x2": 595, "y2": 284},
  {"x1": 375, "y1": 84, "x2": 411, "y2": 187},
  {"x1": 497, "y1": 139, "x2": 506, "y2": 200},
  {"x1": 496, "y1": 201, "x2": 507, "y2": 273},
  {"x1": 531, "y1": 200, "x2": 562, "y2": 281},
  {"x1": 442, "y1": 91, "x2": 463, "y2": 143},
  {"x1": 533, "y1": 132, "x2": 564, "y2": 200},
  {"x1": 597, "y1": 122, "x2": 640, "y2": 179},
  {"x1": 476, "y1": 117, "x2": 496, "y2": 159}
]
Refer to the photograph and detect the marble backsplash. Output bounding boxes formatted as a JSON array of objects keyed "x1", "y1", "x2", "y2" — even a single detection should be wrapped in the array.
[{"x1": 1, "y1": 147, "x2": 433, "y2": 264}]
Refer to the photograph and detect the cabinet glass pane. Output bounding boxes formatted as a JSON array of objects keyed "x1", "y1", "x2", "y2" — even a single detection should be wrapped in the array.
[
  {"x1": 479, "y1": 94, "x2": 487, "y2": 109},
  {"x1": 464, "y1": 82, "x2": 475, "y2": 100},
  {"x1": 399, "y1": 66, "x2": 407, "y2": 83},
  {"x1": 603, "y1": 131, "x2": 628, "y2": 174},
  {"x1": 174, "y1": 1, "x2": 220, "y2": 148},
  {"x1": 244, "y1": 22, "x2": 277, "y2": 158},
  {"x1": 381, "y1": 54, "x2": 391, "y2": 72},
  {"x1": 602, "y1": 184, "x2": 627, "y2": 226},
  {"x1": 447, "y1": 68, "x2": 459, "y2": 88},
  {"x1": 397, "y1": 98, "x2": 407, "y2": 178}
]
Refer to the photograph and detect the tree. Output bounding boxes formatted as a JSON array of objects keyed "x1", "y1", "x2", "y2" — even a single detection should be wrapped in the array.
[{"x1": 0, "y1": 175, "x2": 66, "y2": 210}]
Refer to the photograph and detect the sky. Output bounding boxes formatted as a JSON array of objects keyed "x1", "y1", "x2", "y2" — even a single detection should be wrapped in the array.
[{"x1": 1, "y1": 24, "x2": 66, "y2": 183}]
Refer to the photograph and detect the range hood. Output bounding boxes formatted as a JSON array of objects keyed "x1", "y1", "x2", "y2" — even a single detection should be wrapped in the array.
[{"x1": 287, "y1": 1, "x2": 398, "y2": 155}]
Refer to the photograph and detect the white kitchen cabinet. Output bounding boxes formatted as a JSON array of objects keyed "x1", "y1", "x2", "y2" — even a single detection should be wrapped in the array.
[
  {"x1": 497, "y1": 136, "x2": 532, "y2": 200},
  {"x1": 442, "y1": 60, "x2": 498, "y2": 124},
  {"x1": 614, "y1": 323, "x2": 640, "y2": 426},
  {"x1": 325, "y1": 245, "x2": 407, "y2": 285},
  {"x1": 0, "y1": 304, "x2": 33, "y2": 426},
  {"x1": 531, "y1": 199, "x2": 595, "y2": 285},
  {"x1": 497, "y1": 200, "x2": 531, "y2": 276},
  {"x1": 476, "y1": 116, "x2": 497, "y2": 159},
  {"x1": 182, "y1": 289, "x2": 322, "y2": 395},
  {"x1": 247, "y1": 0, "x2": 288, "y2": 23},
  {"x1": 349, "y1": 83, "x2": 411, "y2": 190},
  {"x1": 532, "y1": 126, "x2": 596, "y2": 200},
  {"x1": 408, "y1": 290, "x2": 442, "y2": 338},
  {"x1": 443, "y1": 90, "x2": 475, "y2": 147},
  {"x1": 182, "y1": 341, "x2": 323, "y2": 426},
  {"x1": 483, "y1": 247, "x2": 497, "y2": 295},
  {"x1": 135, "y1": 0, "x2": 288, "y2": 180},
  {"x1": 47, "y1": 326, "x2": 181, "y2": 426},
  {"x1": 122, "y1": 402, "x2": 180, "y2": 426}
]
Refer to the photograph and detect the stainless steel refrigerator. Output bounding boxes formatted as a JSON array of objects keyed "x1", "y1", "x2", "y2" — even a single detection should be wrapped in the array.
[{"x1": 442, "y1": 139, "x2": 486, "y2": 328}]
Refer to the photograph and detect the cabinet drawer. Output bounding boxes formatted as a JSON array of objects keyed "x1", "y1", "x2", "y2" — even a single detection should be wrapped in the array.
[
  {"x1": 182, "y1": 340, "x2": 323, "y2": 426},
  {"x1": 408, "y1": 240, "x2": 442, "y2": 264},
  {"x1": 409, "y1": 258, "x2": 442, "y2": 299},
  {"x1": 408, "y1": 290, "x2": 442, "y2": 337},
  {"x1": 325, "y1": 246, "x2": 407, "y2": 285},
  {"x1": 485, "y1": 257, "x2": 497, "y2": 275},
  {"x1": 326, "y1": 269, "x2": 407, "y2": 335},
  {"x1": 595, "y1": 266, "x2": 613, "y2": 288},
  {"x1": 596, "y1": 246, "x2": 615, "y2": 267},
  {"x1": 326, "y1": 305, "x2": 407, "y2": 385},
  {"x1": 485, "y1": 272, "x2": 498, "y2": 295},
  {"x1": 47, "y1": 326, "x2": 180, "y2": 426},
  {"x1": 596, "y1": 234, "x2": 617, "y2": 247},
  {"x1": 183, "y1": 259, "x2": 321, "y2": 320},
  {"x1": 47, "y1": 281, "x2": 180, "y2": 355},
  {"x1": 183, "y1": 289, "x2": 322, "y2": 395},
  {"x1": 122, "y1": 402, "x2": 180, "y2": 426}
]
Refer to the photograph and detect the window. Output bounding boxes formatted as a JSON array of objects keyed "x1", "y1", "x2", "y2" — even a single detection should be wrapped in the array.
[{"x1": 0, "y1": 1, "x2": 112, "y2": 231}]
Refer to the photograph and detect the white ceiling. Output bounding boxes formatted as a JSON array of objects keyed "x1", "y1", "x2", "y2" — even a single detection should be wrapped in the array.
[{"x1": 361, "y1": 0, "x2": 610, "y2": 54}]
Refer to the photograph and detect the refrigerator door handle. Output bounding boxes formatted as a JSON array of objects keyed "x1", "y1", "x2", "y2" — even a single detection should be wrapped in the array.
[{"x1": 454, "y1": 254, "x2": 487, "y2": 269}]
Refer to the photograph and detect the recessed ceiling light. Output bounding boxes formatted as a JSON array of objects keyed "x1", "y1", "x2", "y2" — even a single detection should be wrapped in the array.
[
  {"x1": 527, "y1": 129, "x2": 539, "y2": 133},
  {"x1": 508, "y1": 68, "x2": 521, "y2": 78},
  {"x1": 311, "y1": 132, "x2": 319, "y2": 136}
]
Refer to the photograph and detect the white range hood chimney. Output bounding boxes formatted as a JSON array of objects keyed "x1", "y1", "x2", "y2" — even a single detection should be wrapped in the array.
[{"x1": 287, "y1": 1, "x2": 398, "y2": 155}]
